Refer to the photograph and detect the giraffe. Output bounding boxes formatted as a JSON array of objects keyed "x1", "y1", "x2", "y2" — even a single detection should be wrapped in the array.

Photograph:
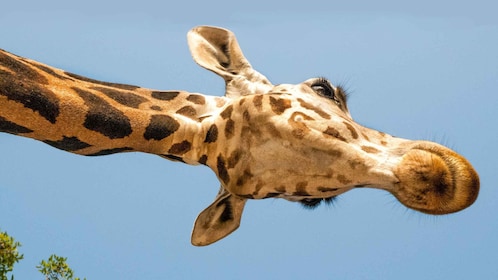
[{"x1": 0, "y1": 26, "x2": 479, "y2": 246}]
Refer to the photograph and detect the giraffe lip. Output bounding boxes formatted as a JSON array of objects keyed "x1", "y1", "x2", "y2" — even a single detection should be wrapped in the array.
[{"x1": 391, "y1": 142, "x2": 479, "y2": 215}]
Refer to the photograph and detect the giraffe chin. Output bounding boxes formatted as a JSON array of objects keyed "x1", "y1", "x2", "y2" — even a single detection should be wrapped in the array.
[{"x1": 391, "y1": 142, "x2": 479, "y2": 215}]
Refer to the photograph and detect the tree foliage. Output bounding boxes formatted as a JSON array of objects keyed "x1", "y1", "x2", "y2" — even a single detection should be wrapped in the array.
[
  {"x1": 1, "y1": 230, "x2": 84, "y2": 280},
  {"x1": 0, "y1": 229, "x2": 24, "y2": 280},
  {"x1": 37, "y1": 254, "x2": 85, "y2": 280}
]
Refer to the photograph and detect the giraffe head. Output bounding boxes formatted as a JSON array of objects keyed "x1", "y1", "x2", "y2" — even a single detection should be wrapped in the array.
[{"x1": 188, "y1": 26, "x2": 479, "y2": 246}]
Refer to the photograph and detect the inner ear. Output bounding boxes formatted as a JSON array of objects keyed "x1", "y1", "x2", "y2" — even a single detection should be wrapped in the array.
[
  {"x1": 187, "y1": 26, "x2": 249, "y2": 80},
  {"x1": 191, "y1": 186, "x2": 247, "y2": 246},
  {"x1": 187, "y1": 26, "x2": 273, "y2": 97}
]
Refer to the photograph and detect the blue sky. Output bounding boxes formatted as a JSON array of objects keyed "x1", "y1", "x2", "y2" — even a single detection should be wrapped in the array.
[{"x1": 1, "y1": 1, "x2": 497, "y2": 279}]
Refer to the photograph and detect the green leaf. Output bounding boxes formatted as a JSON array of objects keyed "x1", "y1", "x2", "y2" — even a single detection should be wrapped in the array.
[
  {"x1": 0, "y1": 229, "x2": 23, "y2": 280},
  {"x1": 37, "y1": 254, "x2": 84, "y2": 280}
]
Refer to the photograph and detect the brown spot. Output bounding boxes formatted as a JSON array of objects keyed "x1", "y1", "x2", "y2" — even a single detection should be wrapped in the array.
[
  {"x1": 348, "y1": 158, "x2": 363, "y2": 170},
  {"x1": 337, "y1": 174, "x2": 352, "y2": 185},
  {"x1": 269, "y1": 96, "x2": 292, "y2": 115},
  {"x1": 161, "y1": 154, "x2": 184, "y2": 162},
  {"x1": 30, "y1": 62, "x2": 73, "y2": 81},
  {"x1": 0, "y1": 53, "x2": 48, "y2": 84},
  {"x1": 217, "y1": 155, "x2": 230, "y2": 185},
  {"x1": 151, "y1": 91, "x2": 180, "y2": 101},
  {"x1": 297, "y1": 98, "x2": 331, "y2": 119},
  {"x1": 288, "y1": 112, "x2": 312, "y2": 139},
  {"x1": 318, "y1": 187, "x2": 339, "y2": 192},
  {"x1": 44, "y1": 136, "x2": 91, "y2": 151},
  {"x1": 187, "y1": 94, "x2": 206, "y2": 105},
  {"x1": 239, "y1": 98, "x2": 246, "y2": 106},
  {"x1": 292, "y1": 129, "x2": 307, "y2": 139},
  {"x1": 204, "y1": 124, "x2": 218, "y2": 143},
  {"x1": 0, "y1": 116, "x2": 33, "y2": 134},
  {"x1": 198, "y1": 115, "x2": 211, "y2": 122},
  {"x1": 74, "y1": 88, "x2": 131, "y2": 139},
  {"x1": 91, "y1": 86, "x2": 147, "y2": 108},
  {"x1": 144, "y1": 115, "x2": 180, "y2": 140},
  {"x1": 343, "y1": 122, "x2": 358, "y2": 139},
  {"x1": 362, "y1": 133, "x2": 370, "y2": 141},
  {"x1": 381, "y1": 140, "x2": 388, "y2": 146},
  {"x1": 294, "y1": 181, "x2": 310, "y2": 196},
  {"x1": 275, "y1": 185, "x2": 286, "y2": 193},
  {"x1": 326, "y1": 149, "x2": 343, "y2": 158},
  {"x1": 296, "y1": 181, "x2": 308, "y2": 189},
  {"x1": 0, "y1": 53, "x2": 60, "y2": 123},
  {"x1": 150, "y1": 105, "x2": 162, "y2": 111},
  {"x1": 87, "y1": 147, "x2": 134, "y2": 156},
  {"x1": 65, "y1": 72, "x2": 140, "y2": 90},
  {"x1": 240, "y1": 126, "x2": 251, "y2": 140},
  {"x1": 236, "y1": 168, "x2": 253, "y2": 186},
  {"x1": 227, "y1": 149, "x2": 243, "y2": 168},
  {"x1": 168, "y1": 140, "x2": 192, "y2": 155},
  {"x1": 253, "y1": 95, "x2": 263, "y2": 111},
  {"x1": 361, "y1": 146, "x2": 380, "y2": 154},
  {"x1": 225, "y1": 119, "x2": 235, "y2": 139},
  {"x1": 323, "y1": 126, "x2": 347, "y2": 142},
  {"x1": 265, "y1": 122, "x2": 282, "y2": 138},
  {"x1": 292, "y1": 191, "x2": 311, "y2": 196},
  {"x1": 162, "y1": 155, "x2": 186, "y2": 163},
  {"x1": 176, "y1": 106, "x2": 198, "y2": 120},
  {"x1": 252, "y1": 180, "x2": 265, "y2": 196},
  {"x1": 198, "y1": 154, "x2": 208, "y2": 165},
  {"x1": 264, "y1": 193, "x2": 280, "y2": 198},
  {"x1": 291, "y1": 111, "x2": 314, "y2": 122},
  {"x1": 220, "y1": 105, "x2": 233, "y2": 120},
  {"x1": 243, "y1": 110, "x2": 251, "y2": 122}
]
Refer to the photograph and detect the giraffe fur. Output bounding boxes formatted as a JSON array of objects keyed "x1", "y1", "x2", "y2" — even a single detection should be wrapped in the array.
[{"x1": 0, "y1": 26, "x2": 479, "y2": 246}]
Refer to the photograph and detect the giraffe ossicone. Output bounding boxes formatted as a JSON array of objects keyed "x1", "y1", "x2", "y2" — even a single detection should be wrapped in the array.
[{"x1": 0, "y1": 26, "x2": 479, "y2": 246}]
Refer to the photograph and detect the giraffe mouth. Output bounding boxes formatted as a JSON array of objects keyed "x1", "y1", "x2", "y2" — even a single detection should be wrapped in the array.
[{"x1": 390, "y1": 142, "x2": 479, "y2": 215}]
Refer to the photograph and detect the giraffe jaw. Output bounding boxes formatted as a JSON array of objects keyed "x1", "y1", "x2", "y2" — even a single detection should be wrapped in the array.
[{"x1": 390, "y1": 141, "x2": 479, "y2": 215}]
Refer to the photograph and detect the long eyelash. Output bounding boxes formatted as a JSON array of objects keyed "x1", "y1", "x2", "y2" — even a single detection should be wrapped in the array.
[
  {"x1": 312, "y1": 77, "x2": 334, "y2": 94},
  {"x1": 335, "y1": 85, "x2": 350, "y2": 102},
  {"x1": 314, "y1": 77, "x2": 332, "y2": 88},
  {"x1": 313, "y1": 77, "x2": 350, "y2": 106},
  {"x1": 334, "y1": 79, "x2": 353, "y2": 102}
]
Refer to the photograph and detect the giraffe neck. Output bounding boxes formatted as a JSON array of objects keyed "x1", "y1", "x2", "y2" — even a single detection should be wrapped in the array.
[{"x1": 0, "y1": 49, "x2": 226, "y2": 164}]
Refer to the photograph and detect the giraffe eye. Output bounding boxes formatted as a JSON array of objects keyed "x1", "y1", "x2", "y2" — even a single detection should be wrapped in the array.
[{"x1": 311, "y1": 78, "x2": 338, "y2": 103}]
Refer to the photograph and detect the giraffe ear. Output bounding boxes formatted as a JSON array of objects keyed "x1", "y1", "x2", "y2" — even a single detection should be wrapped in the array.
[
  {"x1": 187, "y1": 26, "x2": 272, "y2": 97},
  {"x1": 191, "y1": 186, "x2": 246, "y2": 246}
]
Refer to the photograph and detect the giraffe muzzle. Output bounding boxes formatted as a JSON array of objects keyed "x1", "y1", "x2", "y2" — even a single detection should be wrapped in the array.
[{"x1": 391, "y1": 142, "x2": 479, "y2": 215}]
